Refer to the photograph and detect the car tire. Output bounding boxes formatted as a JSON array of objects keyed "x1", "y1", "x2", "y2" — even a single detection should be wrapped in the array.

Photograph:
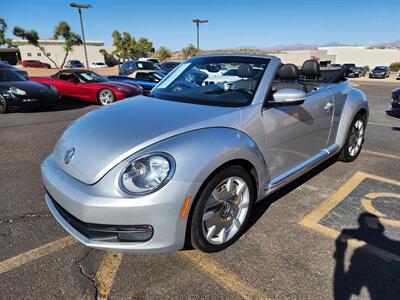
[
  {"x1": 0, "y1": 95, "x2": 7, "y2": 114},
  {"x1": 338, "y1": 113, "x2": 367, "y2": 162},
  {"x1": 190, "y1": 165, "x2": 255, "y2": 253},
  {"x1": 97, "y1": 89, "x2": 115, "y2": 106}
]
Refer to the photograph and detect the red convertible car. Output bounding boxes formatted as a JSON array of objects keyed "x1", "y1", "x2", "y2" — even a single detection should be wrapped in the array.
[{"x1": 30, "y1": 69, "x2": 143, "y2": 105}]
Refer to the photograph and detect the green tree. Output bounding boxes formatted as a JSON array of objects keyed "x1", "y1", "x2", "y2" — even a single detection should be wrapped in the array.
[
  {"x1": 389, "y1": 62, "x2": 400, "y2": 72},
  {"x1": 112, "y1": 30, "x2": 134, "y2": 61},
  {"x1": 0, "y1": 18, "x2": 14, "y2": 47},
  {"x1": 181, "y1": 44, "x2": 197, "y2": 59},
  {"x1": 53, "y1": 21, "x2": 82, "y2": 68},
  {"x1": 154, "y1": 46, "x2": 172, "y2": 62},
  {"x1": 134, "y1": 37, "x2": 154, "y2": 59},
  {"x1": 13, "y1": 21, "x2": 82, "y2": 68}
]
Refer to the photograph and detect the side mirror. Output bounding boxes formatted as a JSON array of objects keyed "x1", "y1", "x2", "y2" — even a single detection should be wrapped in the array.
[{"x1": 272, "y1": 88, "x2": 306, "y2": 105}]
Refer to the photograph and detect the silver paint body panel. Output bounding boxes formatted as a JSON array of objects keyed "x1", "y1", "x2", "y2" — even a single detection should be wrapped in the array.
[{"x1": 42, "y1": 54, "x2": 368, "y2": 253}]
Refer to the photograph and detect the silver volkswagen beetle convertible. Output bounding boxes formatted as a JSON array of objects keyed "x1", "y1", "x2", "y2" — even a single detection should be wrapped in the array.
[{"x1": 42, "y1": 54, "x2": 368, "y2": 253}]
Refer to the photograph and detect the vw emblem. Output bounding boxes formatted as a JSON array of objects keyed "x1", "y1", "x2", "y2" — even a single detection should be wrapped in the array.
[{"x1": 64, "y1": 147, "x2": 75, "y2": 165}]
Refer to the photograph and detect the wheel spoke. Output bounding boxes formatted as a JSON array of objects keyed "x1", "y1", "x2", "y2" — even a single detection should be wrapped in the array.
[
  {"x1": 206, "y1": 225, "x2": 217, "y2": 241},
  {"x1": 226, "y1": 178, "x2": 235, "y2": 193},
  {"x1": 239, "y1": 201, "x2": 249, "y2": 209},
  {"x1": 217, "y1": 228, "x2": 227, "y2": 243},
  {"x1": 232, "y1": 219, "x2": 241, "y2": 230},
  {"x1": 236, "y1": 182, "x2": 246, "y2": 196}
]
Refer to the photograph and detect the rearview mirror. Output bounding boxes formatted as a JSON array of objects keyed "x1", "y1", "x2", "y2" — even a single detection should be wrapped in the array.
[{"x1": 272, "y1": 88, "x2": 306, "y2": 105}]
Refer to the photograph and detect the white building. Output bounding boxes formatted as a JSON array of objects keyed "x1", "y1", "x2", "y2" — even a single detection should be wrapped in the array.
[
  {"x1": 11, "y1": 39, "x2": 112, "y2": 67},
  {"x1": 318, "y1": 46, "x2": 400, "y2": 67}
]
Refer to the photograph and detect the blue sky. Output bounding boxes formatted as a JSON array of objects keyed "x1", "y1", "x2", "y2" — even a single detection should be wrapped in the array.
[{"x1": 2, "y1": 0, "x2": 400, "y2": 50}]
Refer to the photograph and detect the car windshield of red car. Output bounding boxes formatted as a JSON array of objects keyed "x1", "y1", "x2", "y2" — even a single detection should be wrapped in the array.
[{"x1": 76, "y1": 71, "x2": 108, "y2": 83}]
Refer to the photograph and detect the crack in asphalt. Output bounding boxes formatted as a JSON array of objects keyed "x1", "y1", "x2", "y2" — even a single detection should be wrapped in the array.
[
  {"x1": 76, "y1": 249, "x2": 99, "y2": 300},
  {"x1": 0, "y1": 213, "x2": 51, "y2": 225}
]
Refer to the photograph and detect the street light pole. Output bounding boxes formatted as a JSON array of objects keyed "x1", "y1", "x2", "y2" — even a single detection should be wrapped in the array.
[
  {"x1": 192, "y1": 19, "x2": 208, "y2": 55},
  {"x1": 70, "y1": 3, "x2": 92, "y2": 69}
]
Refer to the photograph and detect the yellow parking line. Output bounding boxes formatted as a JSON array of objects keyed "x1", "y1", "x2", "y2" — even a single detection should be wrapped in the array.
[
  {"x1": 0, "y1": 236, "x2": 77, "y2": 274},
  {"x1": 95, "y1": 252, "x2": 123, "y2": 300},
  {"x1": 362, "y1": 149, "x2": 400, "y2": 160},
  {"x1": 179, "y1": 251, "x2": 270, "y2": 300}
]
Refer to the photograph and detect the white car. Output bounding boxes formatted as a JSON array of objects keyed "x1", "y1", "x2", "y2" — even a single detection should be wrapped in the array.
[{"x1": 90, "y1": 62, "x2": 108, "y2": 68}]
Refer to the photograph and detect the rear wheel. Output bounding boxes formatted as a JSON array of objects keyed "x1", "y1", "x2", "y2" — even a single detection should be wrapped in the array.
[
  {"x1": 338, "y1": 113, "x2": 366, "y2": 162},
  {"x1": 0, "y1": 95, "x2": 7, "y2": 113},
  {"x1": 97, "y1": 89, "x2": 115, "y2": 106},
  {"x1": 190, "y1": 165, "x2": 255, "y2": 252}
]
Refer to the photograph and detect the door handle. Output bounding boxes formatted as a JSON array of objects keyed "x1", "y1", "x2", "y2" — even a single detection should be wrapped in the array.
[{"x1": 324, "y1": 102, "x2": 333, "y2": 111}]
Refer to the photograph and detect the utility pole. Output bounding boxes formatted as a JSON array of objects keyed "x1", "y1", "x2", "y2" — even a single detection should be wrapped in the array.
[
  {"x1": 70, "y1": 3, "x2": 92, "y2": 69},
  {"x1": 192, "y1": 19, "x2": 208, "y2": 55}
]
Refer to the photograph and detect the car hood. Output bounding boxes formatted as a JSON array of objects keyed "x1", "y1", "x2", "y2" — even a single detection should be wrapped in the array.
[
  {"x1": 0, "y1": 80, "x2": 52, "y2": 94},
  {"x1": 102, "y1": 81, "x2": 140, "y2": 90},
  {"x1": 52, "y1": 95, "x2": 242, "y2": 184}
]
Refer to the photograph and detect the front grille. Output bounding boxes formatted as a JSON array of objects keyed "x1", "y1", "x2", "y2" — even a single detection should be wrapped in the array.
[{"x1": 48, "y1": 194, "x2": 153, "y2": 242}]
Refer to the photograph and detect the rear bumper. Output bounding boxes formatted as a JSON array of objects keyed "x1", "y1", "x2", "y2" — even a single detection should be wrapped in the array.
[{"x1": 42, "y1": 156, "x2": 193, "y2": 253}]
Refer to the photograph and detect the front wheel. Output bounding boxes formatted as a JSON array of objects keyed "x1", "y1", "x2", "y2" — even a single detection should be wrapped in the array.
[
  {"x1": 190, "y1": 165, "x2": 255, "y2": 252},
  {"x1": 338, "y1": 113, "x2": 367, "y2": 162},
  {"x1": 97, "y1": 89, "x2": 115, "y2": 106},
  {"x1": 0, "y1": 95, "x2": 7, "y2": 113}
]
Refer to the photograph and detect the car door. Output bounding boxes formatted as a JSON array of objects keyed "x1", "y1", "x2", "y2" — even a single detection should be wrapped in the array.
[
  {"x1": 56, "y1": 72, "x2": 80, "y2": 97},
  {"x1": 262, "y1": 87, "x2": 334, "y2": 183}
]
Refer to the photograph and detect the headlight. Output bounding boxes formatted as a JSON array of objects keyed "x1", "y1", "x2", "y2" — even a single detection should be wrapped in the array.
[
  {"x1": 10, "y1": 87, "x2": 26, "y2": 95},
  {"x1": 120, "y1": 153, "x2": 175, "y2": 195},
  {"x1": 49, "y1": 85, "x2": 58, "y2": 94}
]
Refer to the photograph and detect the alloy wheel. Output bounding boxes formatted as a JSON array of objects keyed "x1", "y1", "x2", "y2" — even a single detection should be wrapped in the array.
[
  {"x1": 202, "y1": 177, "x2": 250, "y2": 245},
  {"x1": 348, "y1": 119, "x2": 364, "y2": 157},
  {"x1": 98, "y1": 89, "x2": 114, "y2": 105}
]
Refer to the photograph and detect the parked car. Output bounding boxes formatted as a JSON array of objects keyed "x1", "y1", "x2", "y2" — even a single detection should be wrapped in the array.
[
  {"x1": 0, "y1": 68, "x2": 59, "y2": 113},
  {"x1": 22, "y1": 60, "x2": 51, "y2": 68},
  {"x1": 119, "y1": 61, "x2": 156, "y2": 76},
  {"x1": 108, "y1": 70, "x2": 165, "y2": 93},
  {"x1": 369, "y1": 66, "x2": 390, "y2": 78},
  {"x1": 355, "y1": 67, "x2": 367, "y2": 77},
  {"x1": 90, "y1": 62, "x2": 108, "y2": 68},
  {"x1": 328, "y1": 64, "x2": 341, "y2": 68},
  {"x1": 160, "y1": 61, "x2": 180, "y2": 73},
  {"x1": 139, "y1": 58, "x2": 160, "y2": 64},
  {"x1": 0, "y1": 62, "x2": 29, "y2": 78},
  {"x1": 30, "y1": 69, "x2": 143, "y2": 105},
  {"x1": 386, "y1": 87, "x2": 400, "y2": 118},
  {"x1": 66, "y1": 60, "x2": 85, "y2": 68},
  {"x1": 0, "y1": 60, "x2": 10, "y2": 65},
  {"x1": 397, "y1": 71, "x2": 400, "y2": 80},
  {"x1": 41, "y1": 55, "x2": 368, "y2": 254}
]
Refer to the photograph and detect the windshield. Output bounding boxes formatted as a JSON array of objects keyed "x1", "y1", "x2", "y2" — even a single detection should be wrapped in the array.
[
  {"x1": 75, "y1": 71, "x2": 108, "y2": 83},
  {"x1": 0, "y1": 69, "x2": 26, "y2": 82},
  {"x1": 151, "y1": 56, "x2": 269, "y2": 107},
  {"x1": 374, "y1": 67, "x2": 386, "y2": 71}
]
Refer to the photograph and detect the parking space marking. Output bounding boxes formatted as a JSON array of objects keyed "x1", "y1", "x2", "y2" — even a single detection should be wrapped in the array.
[
  {"x1": 368, "y1": 122, "x2": 399, "y2": 128},
  {"x1": 361, "y1": 192, "x2": 400, "y2": 227},
  {"x1": 95, "y1": 252, "x2": 123, "y2": 300},
  {"x1": 0, "y1": 236, "x2": 77, "y2": 274},
  {"x1": 299, "y1": 171, "x2": 400, "y2": 262},
  {"x1": 362, "y1": 149, "x2": 400, "y2": 160},
  {"x1": 179, "y1": 251, "x2": 270, "y2": 300}
]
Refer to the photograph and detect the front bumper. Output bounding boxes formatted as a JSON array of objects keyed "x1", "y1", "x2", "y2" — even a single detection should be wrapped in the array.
[
  {"x1": 369, "y1": 74, "x2": 385, "y2": 78},
  {"x1": 42, "y1": 155, "x2": 195, "y2": 253},
  {"x1": 4, "y1": 92, "x2": 59, "y2": 109}
]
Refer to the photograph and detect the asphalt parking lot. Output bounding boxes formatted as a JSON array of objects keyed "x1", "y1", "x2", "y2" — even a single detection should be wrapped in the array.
[{"x1": 0, "y1": 81, "x2": 399, "y2": 300}]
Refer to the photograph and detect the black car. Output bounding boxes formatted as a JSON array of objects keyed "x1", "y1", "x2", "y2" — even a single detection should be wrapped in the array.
[
  {"x1": 0, "y1": 68, "x2": 59, "y2": 113},
  {"x1": 0, "y1": 62, "x2": 29, "y2": 79},
  {"x1": 386, "y1": 88, "x2": 400, "y2": 118},
  {"x1": 369, "y1": 66, "x2": 390, "y2": 79},
  {"x1": 160, "y1": 61, "x2": 180, "y2": 73},
  {"x1": 119, "y1": 61, "x2": 156, "y2": 75}
]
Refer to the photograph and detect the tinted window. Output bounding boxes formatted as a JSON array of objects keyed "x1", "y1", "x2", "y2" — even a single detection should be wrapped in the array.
[
  {"x1": 0, "y1": 69, "x2": 26, "y2": 82},
  {"x1": 135, "y1": 73, "x2": 150, "y2": 81},
  {"x1": 135, "y1": 61, "x2": 155, "y2": 70}
]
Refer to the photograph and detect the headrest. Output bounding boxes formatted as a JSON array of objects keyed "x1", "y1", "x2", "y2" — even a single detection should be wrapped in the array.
[
  {"x1": 277, "y1": 64, "x2": 300, "y2": 80},
  {"x1": 237, "y1": 64, "x2": 254, "y2": 78},
  {"x1": 301, "y1": 60, "x2": 320, "y2": 78}
]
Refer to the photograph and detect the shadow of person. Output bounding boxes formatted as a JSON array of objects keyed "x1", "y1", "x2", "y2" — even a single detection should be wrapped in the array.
[{"x1": 333, "y1": 213, "x2": 400, "y2": 300}]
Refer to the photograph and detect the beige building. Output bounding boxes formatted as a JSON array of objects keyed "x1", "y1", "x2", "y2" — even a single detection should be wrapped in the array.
[{"x1": 11, "y1": 39, "x2": 112, "y2": 67}]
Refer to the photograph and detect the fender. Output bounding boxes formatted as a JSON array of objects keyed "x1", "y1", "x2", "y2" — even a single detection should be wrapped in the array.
[
  {"x1": 139, "y1": 127, "x2": 267, "y2": 201},
  {"x1": 335, "y1": 87, "x2": 368, "y2": 149}
]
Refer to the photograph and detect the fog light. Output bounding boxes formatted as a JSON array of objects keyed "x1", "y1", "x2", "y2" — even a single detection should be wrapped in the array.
[{"x1": 116, "y1": 225, "x2": 153, "y2": 242}]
